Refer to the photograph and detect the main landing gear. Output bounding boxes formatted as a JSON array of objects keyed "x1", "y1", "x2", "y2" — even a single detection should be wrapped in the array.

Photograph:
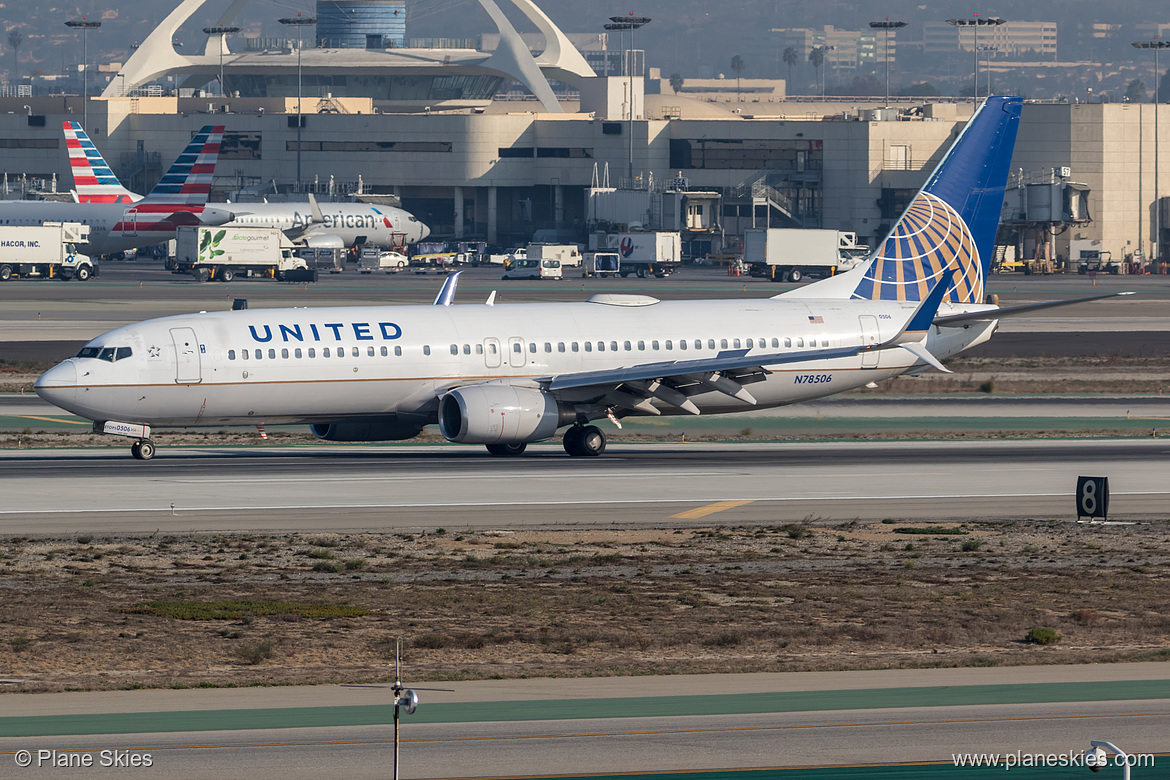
[
  {"x1": 130, "y1": 439, "x2": 156, "y2": 461},
  {"x1": 563, "y1": 425, "x2": 606, "y2": 457}
]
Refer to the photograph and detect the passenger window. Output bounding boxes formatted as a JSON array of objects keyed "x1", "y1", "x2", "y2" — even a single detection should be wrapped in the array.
[
  {"x1": 679, "y1": 340, "x2": 687, "y2": 350},
  {"x1": 694, "y1": 340, "x2": 701, "y2": 350},
  {"x1": 513, "y1": 343, "x2": 522, "y2": 353},
  {"x1": 746, "y1": 339, "x2": 753, "y2": 349},
  {"x1": 242, "y1": 349, "x2": 250, "y2": 360},
  {"x1": 295, "y1": 348, "x2": 303, "y2": 358},
  {"x1": 624, "y1": 341, "x2": 632, "y2": 351},
  {"x1": 394, "y1": 346, "x2": 402, "y2": 356},
  {"x1": 598, "y1": 342, "x2": 605, "y2": 352},
  {"x1": 450, "y1": 344, "x2": 459, "y2": 355},
  {"x1": 529, "y1": 343, "x2": 537, "y2": 353},
  {"x1": 352, "y1": 347, "x2": 359, "y2": 357},
  {"x1": 785, "y1": 338, "x2": 792, "y2": 348},
  {"x1": 281, "y1": 348, "x2": 289, "y2": 359},
  {"x1": 368, "y1": 346, "x2": 375, "y2": 356},
  {"x1": 463, "y1": 344, "x2": 471, "y2": 355},
  {"x1": 544, "y1": 342, "x2": 552, "y2": 353},
  {"x1": 488, "y1": 343, "x2": 497, "y2": 354},
  {"x1": 796, "y1": 337, "x2": 805, "y2": 347},
  {"x1": 308, "y1": 348, "x2": 316, "y2": 358},
  {"x1": 323, "y1": 348, "x2": 331, "y2": 357},
  {"x1": 381, "y1": 346, "x2": 388, "y2": 357},
  {"x1": 772, "y1": 338, "x2": 779, "y2": 348},
  {"x1": 708, "y1": 339, "x2": 715, "y2": 349},
  {"x1": 268, "y1": 349, "x2": 276, "y2": 359},
  {"x1": 665, "y1": 340, "x2": 673, "y2": 350},
  {"x1": 572, "y1": 342, "x2": 579, "y2": 352},
  {"x1": 584, "y1": 342, "x2": 592, "y2": 352},
  {"x1": 733, "y1": 339, "x2": 741, "y2": 349},
  {"x1": 475, "y1": 344, "x2": 483, "y2": 355},
  {"x1": 638, "y1": 341, "x2": 645, "y2": 351},
  {"x1": 652, "y1": 340, "x2": 660, "y2": 350},
  {"x1": 809, "y1": 338, "x2": 817, "y2": 347},
  {"x1": 228, "y1": 350, "x2": 236, "y2": 361},
  {"x1": 423, "y1": 345, "x2": 431, "y2": 356},
  {"x1": 610, "y1": 341, "x2": 618, "y2": 352},
  {"x1": 558, "y1": 342, "x2": 566, "y2": 353},
  {"x1": 720, "y1": 339, "x2": 728, "y2": 349}
]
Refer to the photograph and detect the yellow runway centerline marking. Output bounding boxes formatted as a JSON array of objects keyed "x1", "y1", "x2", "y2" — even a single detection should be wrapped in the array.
[
  {"x1": 670, "y1": 499, "x2": 755, "y2": 519},
  {"x1": 11, "y1": 415, "x2": 91, "y2": 426}
]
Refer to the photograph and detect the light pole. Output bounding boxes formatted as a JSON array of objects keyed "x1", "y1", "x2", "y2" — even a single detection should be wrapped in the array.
[
  {"x1": 280, "y1": 14, "x2": 317, "y2": 191},
  {"x1": 202, "y1": 25, "x2": 241, "y2": 97},
  {"x1": 869, "y1": 19, "x2": 906, "y2": 108},
  {"x1": 978, "y1": 44, "x2": 997, "y2": 97},
  {"x1": 812, "y1": 44, "x2": 834, "y2": 101},
  {"x1": 65, "y1": 17, "x2": 101, "y2": 129},
  {"x1": 1133, "y1": 39, "x2": 1170, "y2": 269},
  {"x1": 605, "y1": 15, "x2": 650, "y2": 184},
  {"x1": 946, "y1": 15, "x2": 1006, "y2": 102}
]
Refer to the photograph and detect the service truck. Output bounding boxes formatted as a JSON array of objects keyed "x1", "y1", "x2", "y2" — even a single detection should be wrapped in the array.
[
  {"x1": 587, "y1": 232, "x2": 681, "y2": 278},
  {"x1": 0, "y1": 222, "x2": 97, "y2": 281},
  {"x1": 743, "y1": 228, "x2": 869, "y2": 282},
  {"x1": 582, "y1": 251, "x2": 621, "y2": 278},
  {"x1": 175, "y1": 226, "x2": 315, "y2": 282},
  {"x1": 527, "y1": 243, "x2": 582, "y2": 267}
]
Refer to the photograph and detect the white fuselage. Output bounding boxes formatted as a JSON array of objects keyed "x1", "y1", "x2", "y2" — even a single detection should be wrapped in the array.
[
  {"x1": 0, "y1": 200, "x2": 179, "y2": 255},
  {"x1": 35, "y1": 298, "x2": 996, "y2": 430},
  {"x1": 226, "y1": 203, "x2": 429, "y2": 246}
]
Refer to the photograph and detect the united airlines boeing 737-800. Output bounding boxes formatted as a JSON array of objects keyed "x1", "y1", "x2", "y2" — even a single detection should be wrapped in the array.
[{"x1": 35, "y1": 97, "x2": 1121, "y2": 460}]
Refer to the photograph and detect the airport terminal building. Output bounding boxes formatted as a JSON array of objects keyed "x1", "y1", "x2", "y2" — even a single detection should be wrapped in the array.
[{"x1": 0, "y1": 0, "x2": 1162, "y2": 264}]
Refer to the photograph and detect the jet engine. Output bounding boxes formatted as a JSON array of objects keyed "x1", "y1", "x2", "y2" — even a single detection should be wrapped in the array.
[
  {"x1": 196, "y1": 207, "x2": 236, "y2": 226},
  {"x1": 310, "y1": 417, "x2": 425, "y2": 442},
  {"x1": 439, "y1": 385, "x2": 565, "y2": 444}
]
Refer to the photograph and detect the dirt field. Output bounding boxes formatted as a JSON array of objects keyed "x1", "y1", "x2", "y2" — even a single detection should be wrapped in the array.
[{"x1": 2, "y1": 519, "x2": 1169, "y2": 693}]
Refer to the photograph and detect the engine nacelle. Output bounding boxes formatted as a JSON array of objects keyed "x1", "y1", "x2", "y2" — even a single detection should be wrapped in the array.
[
  {"x1": 303, "y1": 233, "x2": 345, "y2": 249},
  {"x1": 310, "y1": 417, "x2": 424, "y2": 442},
  {"x1": 439, "y1": 385, "x2": 563, "y2": 444},
  {"x1": 196, "y1": 207, "x2": 236, "y2": 226}
]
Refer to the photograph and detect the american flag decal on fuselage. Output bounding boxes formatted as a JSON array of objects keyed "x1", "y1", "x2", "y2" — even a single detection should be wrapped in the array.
[{"x1": 850, "y1": 191, "x2": 982, "y2": 305}]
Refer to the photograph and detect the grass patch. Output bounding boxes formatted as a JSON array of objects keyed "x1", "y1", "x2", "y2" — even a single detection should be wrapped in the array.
[
  {"x1": 121, "y1": 600, "x2": 370, "y2": 621},
  {"x1": 1025, "y1": 627, "x2": 1061, "y2": 645},
  {"x1": 894, "y1": 527, "x2": 969, "y2": 536}
]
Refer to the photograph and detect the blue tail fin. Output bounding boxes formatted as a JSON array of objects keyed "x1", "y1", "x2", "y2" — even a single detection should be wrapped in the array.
[{"x1": 850, "y1": 96, "x2": 1022, "y2": 305}]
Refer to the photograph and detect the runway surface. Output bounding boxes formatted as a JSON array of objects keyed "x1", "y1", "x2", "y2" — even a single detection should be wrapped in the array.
[
  {"x1": 0, "y1": 439, "x2": 1166, "y2": 533},
  {"x1": 2, "y1": 665, "x2": 1168, "y2": 778}
]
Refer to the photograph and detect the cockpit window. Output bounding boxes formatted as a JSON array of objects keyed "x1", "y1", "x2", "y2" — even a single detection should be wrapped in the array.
[{"x1": 77, "y1": 346, "x2": 132, "y2": 362}]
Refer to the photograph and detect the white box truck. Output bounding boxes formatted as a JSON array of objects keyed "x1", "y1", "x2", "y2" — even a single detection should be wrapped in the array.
[
  {"x1": 587, "y1": 232, "x2": 681, "y2": 278},
  {"x1": 528, "y1": 244, "x2": 583, "y2": 267},
  {"x1": 582, "y1": 252, "x2": 621, "y2": 277},
  {"x1": 0, "y1": 222, "x2": 97, "y2": 281},
  {"x1": 743, "y1": 228, "x2": 868, "y2": 283},
  {"x1": 176, "y1": 226, "x2": 314, "y2": 282}
]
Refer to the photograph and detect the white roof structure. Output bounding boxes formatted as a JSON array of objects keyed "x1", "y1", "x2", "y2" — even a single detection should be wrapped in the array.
[{"x1": 102, "y1": 0, "x2": 595, "y2": 113}]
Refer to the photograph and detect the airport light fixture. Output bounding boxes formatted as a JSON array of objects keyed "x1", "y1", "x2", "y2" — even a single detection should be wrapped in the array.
[
  {"x1": 1133, "y1": 38, "x2": 1170, "y2": 266},
  {"x1": 65, "y1": 18, "x2": 102, "y2": 129},
  {"x1": 279, "y1": 14, "x2": 317, "y2": 190},
  {"x1": 946, "y1": 15, "x2": 1006, "y2": 102},
  {"x1": 202, "y1": 25, "x2": 241, "y2": 97},
  {"x1": 869, "y1": 19, "x2": 907, "y2": 108},
  {"x1": 978, "y1": 44, "x2": 997, "y2": 97},
  {"x1": 605, "y1": 15, "x2": 651, "y2": 183}
]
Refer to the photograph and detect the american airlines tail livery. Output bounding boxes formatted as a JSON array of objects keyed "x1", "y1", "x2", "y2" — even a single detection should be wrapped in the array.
[
  {"x1": 36, "y1": 97, "x2": 1122, "y2": 460},
  {"x1": 64, "y1": 121, "x2": 429, "y2": 248},
  {"x1": 0, "y1": 126, "x2": 232, "y2": 255}
]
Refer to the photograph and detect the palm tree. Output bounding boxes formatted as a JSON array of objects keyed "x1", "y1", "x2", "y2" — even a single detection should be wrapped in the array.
[
  {"x1": 669, "y1": 72, "x2": 684, "y2": 95},
  {"x1": 730, "y1": 55, "x2": 746, "y2": 102},
  {"x1": 808, "y1": 46, "x2": 825, "y2": 94},
  {"x1": 783, "y1": 47, "x2": 798, "y2": 90},
  {"x1": 7, "y1": 29, "x2": 22, "y2": 83}
]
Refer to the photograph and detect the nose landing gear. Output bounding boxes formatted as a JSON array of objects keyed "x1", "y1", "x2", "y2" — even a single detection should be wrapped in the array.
[
  {"x1": 130, "y1": 439, "x2": 156, "y2": 461},
  {"x1": 563, "y1": 425, "x2": 606, "y2": 457}
]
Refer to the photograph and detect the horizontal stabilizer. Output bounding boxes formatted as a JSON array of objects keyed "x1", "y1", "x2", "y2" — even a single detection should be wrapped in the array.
[
  {"x1": 933, "y1": 291, "x2": 1133, "y2": 327},
  {"x1": 899, "y1": 342, "x2": 952, "y2": 374}
]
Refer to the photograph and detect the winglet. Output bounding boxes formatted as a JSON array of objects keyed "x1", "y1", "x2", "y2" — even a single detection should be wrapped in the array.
[{"x1": 433, "y1": 271, "x2": 462, "y2": 306}]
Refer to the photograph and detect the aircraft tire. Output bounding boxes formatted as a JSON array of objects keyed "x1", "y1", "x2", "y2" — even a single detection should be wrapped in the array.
[
  {"x1": 134, "y1": 440, "x2": 156, "y2": 460},
  {"x1": 565, "y1": 426, "x2": 605, "y2": 457},
  {"x1": 486, "y1": 442, "x2": 527, "y2": 456}
]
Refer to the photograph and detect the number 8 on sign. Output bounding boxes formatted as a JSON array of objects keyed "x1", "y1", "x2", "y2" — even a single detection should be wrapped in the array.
[{"x1": 1076, "y1": 476, "x2": 1109, "y2": 521}]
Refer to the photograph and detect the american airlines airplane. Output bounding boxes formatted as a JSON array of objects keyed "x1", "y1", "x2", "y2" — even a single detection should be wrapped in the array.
[
  {"x1": 63, "y1": 122, "x2": 429, "y2": 248},
  {"x1": 35, "y1": 97, "x2": 1120, "y2": 460},
  {"x1": 0, "y1": 126, "x2": 233, "y2": 255}
]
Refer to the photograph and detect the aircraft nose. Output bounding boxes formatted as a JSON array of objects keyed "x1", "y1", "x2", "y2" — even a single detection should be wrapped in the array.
[
  {"x1": 418, "y1": 221, "x2": 431, "y2": 241},
  {"x1": 35, "y1": 361, "x2": 78, "y2": 411}
]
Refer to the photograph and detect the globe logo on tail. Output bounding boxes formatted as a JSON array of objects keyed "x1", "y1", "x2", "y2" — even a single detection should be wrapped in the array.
[{"x1": 851, "y1": 191, "x2": 982, "y2": 304}]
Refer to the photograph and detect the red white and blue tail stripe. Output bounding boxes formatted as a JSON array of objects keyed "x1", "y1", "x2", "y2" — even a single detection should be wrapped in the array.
[
  {"x1": 113, "y1": 126, "x2": 225, "y2": 236},
  {"x1": 64, "y1": 121, "x2": 139, "y2": 204}
]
